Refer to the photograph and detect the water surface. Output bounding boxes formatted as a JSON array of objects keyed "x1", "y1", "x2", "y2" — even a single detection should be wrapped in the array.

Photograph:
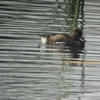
[{"x1": 0, "y1": 0, "x2": 100, "y2": 100}]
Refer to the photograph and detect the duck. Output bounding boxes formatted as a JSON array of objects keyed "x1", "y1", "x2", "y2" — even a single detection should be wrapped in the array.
[{"x1": 40, "y1": 27, "x2": 86, "y2": 48}]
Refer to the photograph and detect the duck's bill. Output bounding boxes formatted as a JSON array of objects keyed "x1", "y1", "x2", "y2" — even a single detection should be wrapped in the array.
[{"x1": 79, "y1": 37, "x2": 86, "y2": 42}]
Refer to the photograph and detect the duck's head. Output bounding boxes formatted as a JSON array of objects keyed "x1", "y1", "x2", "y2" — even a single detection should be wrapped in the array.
[{"x1": 70, "y1": 27, "x2": 86, "y2": 42}]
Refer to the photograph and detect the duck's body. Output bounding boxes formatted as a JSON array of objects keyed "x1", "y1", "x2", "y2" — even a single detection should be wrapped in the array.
[
  {"x1": 46, "y1": 34, "x2": 72, "y2": 45},
  {"x1": 40, "y1": 27, "x2": 86, "y2": 48}
]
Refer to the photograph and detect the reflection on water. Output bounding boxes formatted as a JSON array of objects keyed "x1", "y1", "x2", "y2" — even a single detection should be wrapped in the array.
[{"x1": 0, "y1": 0, "x2": 100, "y2": 100}]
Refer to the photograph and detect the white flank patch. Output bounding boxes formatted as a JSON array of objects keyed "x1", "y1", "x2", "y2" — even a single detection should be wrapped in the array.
[
  {"x1": 55, "y1": 42, "x2": 65, "y2": 45},
  {"x1": 40, "y1": 36, "x2": 47, "y2": 44}
]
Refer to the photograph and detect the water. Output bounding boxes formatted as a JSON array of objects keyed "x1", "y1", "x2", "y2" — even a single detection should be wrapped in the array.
[{"x1": 0, "y1": 0, "x2": 100, "y2": 100}]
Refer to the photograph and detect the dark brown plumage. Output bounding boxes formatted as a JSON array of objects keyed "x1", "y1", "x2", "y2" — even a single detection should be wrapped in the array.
[{"x1": 40, "y1": 27, "x2": 86, "y2": 48}]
